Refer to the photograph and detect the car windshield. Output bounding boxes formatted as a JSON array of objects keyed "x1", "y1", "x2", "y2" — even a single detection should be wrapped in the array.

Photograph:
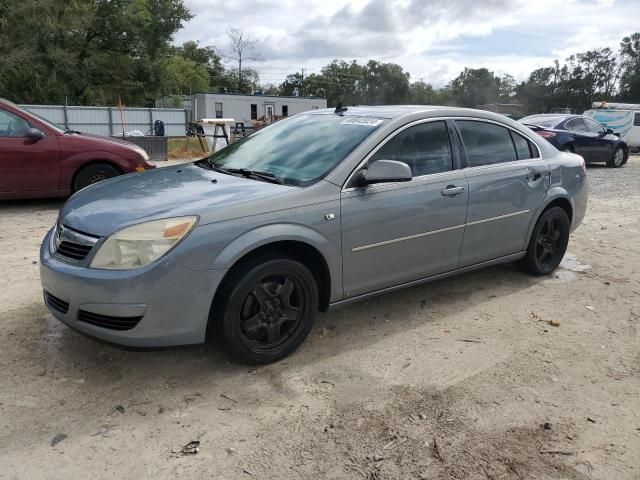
[
  {"x1": 205, "y1": 113, "x2": 385, "y2": 186},
  {"x1": 520, "y1": 115, "x2": 564, "y2": 128},
  {"x1": 26, "y1": 111, "x2": 66, "y2": 132}
]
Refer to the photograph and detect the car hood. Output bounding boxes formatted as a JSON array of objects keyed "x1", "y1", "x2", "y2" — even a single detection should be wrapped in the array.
[
  {"x1": 63, "y1": 132, "x2": 142, "y2": 150},
  {"x1": 59, "y1": 162, "x2": 299, "y2": 237}
]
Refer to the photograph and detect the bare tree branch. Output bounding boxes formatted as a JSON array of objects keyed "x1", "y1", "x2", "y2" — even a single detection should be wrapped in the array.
[{"x1": 226, "y1": 28, "x2": 264, "y2": 92}]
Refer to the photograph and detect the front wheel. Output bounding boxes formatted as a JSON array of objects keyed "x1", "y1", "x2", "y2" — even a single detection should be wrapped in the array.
[
  {"x1": 216, "y1": 256, "x2": 318, "y2": 364},
  {"x1": 73, "y1": 163, "x2": 120, "y2": 191},
  {"x1": 607, "y1": 146, "x2": 625, "y2": 168},
  {"x1": 521, "y1": 207, "x2": 570, "y2": 276}
]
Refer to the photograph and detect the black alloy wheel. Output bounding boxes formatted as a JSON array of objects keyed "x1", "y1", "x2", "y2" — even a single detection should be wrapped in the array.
[
  {"x1": 217, "y1": 256, "x2": 318, "y2": 364},
  {"x1": 521, "y1": 207, "x2": 570, "y2": 276}
]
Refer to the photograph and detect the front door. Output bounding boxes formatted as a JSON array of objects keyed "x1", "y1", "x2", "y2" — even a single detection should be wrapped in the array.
[
  {"x1": 583, "y1": 117, "x2": 614, "y2": 162},
  {"x1": 264, "y1": 104, "x2": 275, "y2": 122},
  {"x1": 341, "y1": 120, "x2": 468, "y2": 298},
  {"x1": 0, "y1": 107, "x2": 61, "y2": 194},
  {"x1": 564, "y1": 117, "x2": 599, "y2": 160},
  {"x1": 454, "y1": 120, "x2": 550, "y2": 267}
]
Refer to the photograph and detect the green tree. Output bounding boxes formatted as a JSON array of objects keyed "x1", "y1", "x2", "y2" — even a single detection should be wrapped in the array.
[
  {"x1": 0, "y1": 0, "x2": 192, "y2": 106},
  {"x1": 163, "y1": 56, "x2": 210, "y2": 95},
  {"x1": 619, "y1": 33, "x2": 640, "y2": 101},
  {"x1": 361, "y1": 60, "x2": 410, "y2": 105},
  {"x1": 448, "y1": 68, "x2": 500, "y2": 107}
]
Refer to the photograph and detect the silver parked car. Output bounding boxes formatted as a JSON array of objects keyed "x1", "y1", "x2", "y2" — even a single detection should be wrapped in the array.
[{"x1": 40, "y1": 106, "x2": 588, "y2": 363}]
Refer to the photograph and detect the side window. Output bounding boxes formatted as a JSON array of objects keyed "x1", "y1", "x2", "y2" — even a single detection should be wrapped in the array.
[
  {"x1": 565, "y1": 118, "x2": 587, "y2": 132},
  {"x1": 585, "y1": 118, "x2": 604, "y2": 133},
  {"x1": 370, "y1": 121, "x2": 452, "y2": 177},
  {"x1": 456, "y1": 120, "x2": 516, "y2": 167},
  {"x1": 0, "y1": 109, "x2": 30, "y2": 137},
  {"x1": 634, "y1": 113, "x2": 640, "y2": 127},
  {"x1": 510, "y1": 131, "x2": 538, "y2": 160}
]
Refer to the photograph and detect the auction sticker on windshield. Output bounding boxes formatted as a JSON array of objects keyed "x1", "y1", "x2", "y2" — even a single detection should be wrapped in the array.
[{"x1": 340, "y1": 117, "x2": 384, "y2": 127}]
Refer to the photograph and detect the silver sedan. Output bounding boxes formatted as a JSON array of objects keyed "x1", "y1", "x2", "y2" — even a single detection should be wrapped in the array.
[{"x1": 40, "y1": 106, "x2": 588, "y2": 363}]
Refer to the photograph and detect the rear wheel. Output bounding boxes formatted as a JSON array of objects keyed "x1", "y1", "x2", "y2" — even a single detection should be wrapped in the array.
[
  {"x1": 215, "y1": 256, "x2": 318, "y2": 364},
  {"x1": 521, "y1": 207, "x2": 570, "y2": 276},
  {"x1": 73, "y1": 163, "x2": 120, "y2": 191},
  {"x1": 607, "y1": 146, "x2": 625, "y2": 168}
]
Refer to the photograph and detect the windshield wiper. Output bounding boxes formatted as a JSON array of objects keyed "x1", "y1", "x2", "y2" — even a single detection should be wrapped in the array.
[
  {"x1": 226, "y1": 168, "x2": 286, "y2": 185},
  {"x1": 196, "y1": 161, "x2": 286, "y2": 185},
  {"x1": 64, "y1": 129, "x2": 82, "y2": 135}
]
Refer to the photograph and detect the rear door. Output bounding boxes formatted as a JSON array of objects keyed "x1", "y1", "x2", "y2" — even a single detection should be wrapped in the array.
[
  {"x1": 341, "y1": 120, "x2": 468, "y2": 297},
  {"x1": 454, "y1": 120, "x2": 550, "y2": 267},
  {"x1": 0, "y1": 106, "x2": 61, "y2": 194}
]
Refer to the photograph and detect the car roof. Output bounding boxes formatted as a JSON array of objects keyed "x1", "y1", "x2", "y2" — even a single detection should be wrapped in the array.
[
  {"x1": 522, "y1": 113, "x2": 590, "y2": 122},
  {"x1": 305, "y1": 105, "x2": 481, "y2": 119}
]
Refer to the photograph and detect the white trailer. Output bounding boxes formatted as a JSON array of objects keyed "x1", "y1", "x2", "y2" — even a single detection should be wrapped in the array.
[
  {"x1": 584, "y1": 102, "x2": 640, "y2": 152},
  {"x1": 191, "y1": 93, "x2": 327, "y2": 128}
]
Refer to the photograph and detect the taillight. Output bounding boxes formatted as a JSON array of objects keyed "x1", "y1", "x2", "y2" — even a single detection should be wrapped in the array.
[{"x1": 536, "y1": 131, "x2": 556, "y2": 139}]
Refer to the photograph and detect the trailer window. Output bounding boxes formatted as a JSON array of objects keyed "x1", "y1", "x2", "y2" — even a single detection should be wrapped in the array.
[
  {"x1": 635, "y1": 113, "x2": 640, "y2": 127},
  {"x1": 282, "y1": 105, "x2": 288, "y2": 117},
  {"x1": 215, "y1": 103, "x2": 223, "y2": 118},
  {"x1": 250, "y1": 104, "x2": 257, "y2": 120}
]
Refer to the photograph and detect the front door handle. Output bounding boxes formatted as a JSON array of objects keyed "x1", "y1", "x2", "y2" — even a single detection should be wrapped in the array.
[{"x1": 441, "y1": 185, "x2": 465, "y2": 197}]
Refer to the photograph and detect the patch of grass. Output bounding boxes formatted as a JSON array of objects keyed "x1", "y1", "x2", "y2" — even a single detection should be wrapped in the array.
[{"x1": 168, "y1": 136, "x2": 209, "y2": 160}]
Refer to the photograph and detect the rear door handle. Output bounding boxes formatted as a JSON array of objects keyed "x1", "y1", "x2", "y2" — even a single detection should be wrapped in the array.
[
  {"x1": 441, "y1": 185, "x2": 465, "y2": 197},
  {"x1": 526, "y1": 169, "x2": 545, "y2": 181}
]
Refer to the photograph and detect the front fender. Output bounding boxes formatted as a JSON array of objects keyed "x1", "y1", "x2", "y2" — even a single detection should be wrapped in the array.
[{"x1": 177, "y1": 218, "x2": 343, "y2": 302}]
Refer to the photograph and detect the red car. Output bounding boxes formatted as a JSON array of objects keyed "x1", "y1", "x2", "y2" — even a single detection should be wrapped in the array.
[{"x1": 0, "y1": 98, "x2": 156, "y2": 199}]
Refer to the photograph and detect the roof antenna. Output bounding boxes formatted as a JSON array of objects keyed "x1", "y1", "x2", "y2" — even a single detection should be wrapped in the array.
[{"x1": 334, "y1": 102, "x2": 348, "y2": 114}]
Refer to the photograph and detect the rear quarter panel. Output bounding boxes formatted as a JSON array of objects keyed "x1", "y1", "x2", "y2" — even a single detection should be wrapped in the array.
[{"x1": 528, "y1": 151, "x2": 587, "y2": 239}]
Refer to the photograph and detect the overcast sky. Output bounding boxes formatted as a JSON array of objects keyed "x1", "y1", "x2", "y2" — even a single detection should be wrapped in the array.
[{"x1": 176, "y1": 0, "x2": 640, "y2": 87}]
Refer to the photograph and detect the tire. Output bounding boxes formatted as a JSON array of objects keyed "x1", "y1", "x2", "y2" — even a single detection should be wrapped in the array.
[
  {"x1": 215, "y1": 256, "x2": 318, "y2": 364},
  {"x1": 73, "y1": 163, "x2": 120, "y2": 191},
  {"x1": 607, "y1": 146, "x2": 625, "y2": 168},
  {"x1": 521, "y1": 207, "x2": 570, "y2": 276}
]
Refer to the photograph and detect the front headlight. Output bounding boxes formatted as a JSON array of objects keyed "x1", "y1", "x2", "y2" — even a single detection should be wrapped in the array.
[
  {"x1": 134, "y1": 146, "x2": 150, "y2": 162},
  {"x1": 90, "y1": 216, "x2": 198, "y2": 270}
]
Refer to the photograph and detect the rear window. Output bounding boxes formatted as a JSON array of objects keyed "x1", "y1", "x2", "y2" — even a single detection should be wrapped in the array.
[
  {"x1": 456, "y1": 120, "x2": 516, "y2": 167},
  {"x1": 510, "y1": 131, "x2": 538, "y2": 160},
  {"x1": 520, "y1": 115, "x2": 564, "y2": 128}
]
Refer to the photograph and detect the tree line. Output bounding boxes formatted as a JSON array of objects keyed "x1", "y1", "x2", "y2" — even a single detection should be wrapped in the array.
[{"x1": 1, "y1": 0, "x2": 639, "y2": 114}]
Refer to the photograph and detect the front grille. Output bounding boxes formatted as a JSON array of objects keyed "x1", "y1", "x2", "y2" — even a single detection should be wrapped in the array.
[
  {"x1": 78, "y1": 310, "x2": 142, "y2": 331},
  {"x1": 45, "y1": 291, "x2": 69, "y2": 314},
  {"x1": 52, "y1": 224, "x2": 99, "y2": 262},
  {"x1": 57, "y1": 241, "x2": 93, "y2": 260}
]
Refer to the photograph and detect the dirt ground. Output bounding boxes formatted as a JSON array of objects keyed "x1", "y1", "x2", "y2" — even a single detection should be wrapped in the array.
[{"x1": 1, "y1": 159, "x2": 639, "y2": 480}]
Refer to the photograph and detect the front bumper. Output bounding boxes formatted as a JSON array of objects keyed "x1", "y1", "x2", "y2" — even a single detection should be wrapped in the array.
[{"x1": 40, "y1": 228, "x2": 225, "y2": 347}]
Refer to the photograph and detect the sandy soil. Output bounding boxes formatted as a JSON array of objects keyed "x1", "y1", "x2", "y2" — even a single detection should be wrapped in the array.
[{"x1": 0, "y1": 159, "x2": 639, "y2": 480}]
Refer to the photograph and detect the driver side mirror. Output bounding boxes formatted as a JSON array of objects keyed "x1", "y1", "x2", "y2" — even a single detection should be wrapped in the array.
[
  {"x1": 24, "y1": 127, "x2": 44, "y2": 141},
  {"x1": 353, "y1": 159, "x2": 413, "y2": 187},
  {"x1": 606, "y1": 128, "x2": 614, "y2": 135}
]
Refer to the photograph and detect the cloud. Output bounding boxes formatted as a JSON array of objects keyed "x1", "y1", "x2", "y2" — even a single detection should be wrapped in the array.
[{"x1": 176, "y1": 0, "x2": 640, "y2": 86}]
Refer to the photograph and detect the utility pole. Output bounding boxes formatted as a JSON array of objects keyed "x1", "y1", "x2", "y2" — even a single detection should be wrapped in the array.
[{"x1": 301, "y1": 68, "x2": 306, "y2": 96}]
